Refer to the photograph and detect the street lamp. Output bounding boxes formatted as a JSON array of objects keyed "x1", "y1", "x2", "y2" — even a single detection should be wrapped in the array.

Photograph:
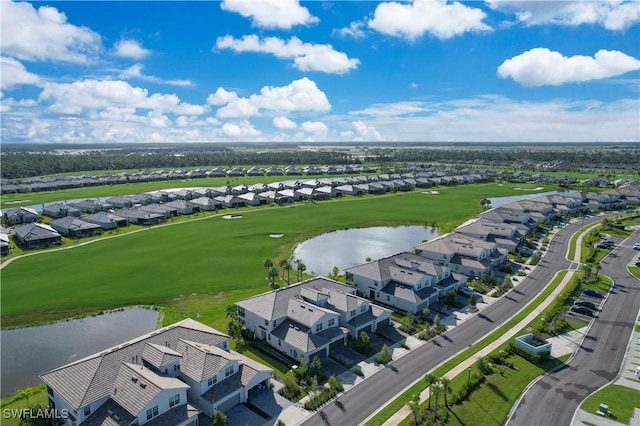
[{"x1": 467, "y1": 367, "x2": 471, "y2": 397}]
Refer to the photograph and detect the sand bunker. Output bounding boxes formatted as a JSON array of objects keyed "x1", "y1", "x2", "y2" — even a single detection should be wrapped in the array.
[
  {"x1": 269, "y1": 233, "x2": 284, "y2": 238},
  {"x1": 222, "y1": 214, "x2": 243, "y2": 219},
  {"x1": 422, "y1": 190, "x2": 440, "y2": 194},
  {"x1": 513, "y1": 187, "x2": 544, "y2": 191}
]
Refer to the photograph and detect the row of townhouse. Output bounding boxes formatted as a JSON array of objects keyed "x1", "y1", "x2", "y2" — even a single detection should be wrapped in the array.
[
  {"x1": 1, "y1": 164, "x2": 378, "y2": 194},
  {"x1": 235, "y1": 277, "x2": 392, "y2": 362},
  {"x1": 40, "y1": 319, "x2": 272, "y2": 426}
]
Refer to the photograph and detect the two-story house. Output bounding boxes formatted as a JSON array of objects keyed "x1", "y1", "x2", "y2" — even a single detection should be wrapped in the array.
[
  {"x1": 344, "y1": 252, "x2": 466, "y2": 313},
  {"x1": 477, "y1": 207, "x2": 537, "y2": 236},
  {"x1": 414, "y1": 233, "x2": 508, "y2": 278},
  {"x1": 455, "y1": 218, "x2": 523, "y2": 253},
  {"x1": 40, "y1": 319, "x2": 271, "y2": 426},
  {"x1": 236, "y1": 277, "x2": 391, "y2": 362}
]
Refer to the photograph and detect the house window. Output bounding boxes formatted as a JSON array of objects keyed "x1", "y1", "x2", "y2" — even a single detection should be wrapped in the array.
[
  {"x1": 83, "y1": 406, "x2": 91, "y2": 416},
  {"x1": 328, "y1": 318, "x2": 335, "y2": 327},
  {"x1": 387, "y1": 295, "x2": 390, "y2": 301},
  {"x1": 208, "y1": 375, "x2": 218, "y2": 386},
  {"x1": 146, "y1": 406, "x2": 159, "y2": 421},
  {"x1": 264, "y1": 319, "x2": 269, "y2": 326},
  {"x1": 268, "y1": 334, "x2": 271, "y2": 341},
  {"x1": 316, "y1": 323, "x2": 323, "y2": 332},
  {"x1": 360, "y1": 306, "x2": 366, "y2": 313},
  {"x1": 278, "y1": 339, "x2": 282, "y2": 346},
  {"x1": 225, "y1": 365, "x2": 234, "y2": 377},
  {"x1": 377, "y1": 292, "x2": 380, "y2": 298},
  {"x1": 350, "y1": 310, "x2": 356, "y2": 317},
  {"x1": 169, "y1": 393, "x2": 181, "y2": 407}
]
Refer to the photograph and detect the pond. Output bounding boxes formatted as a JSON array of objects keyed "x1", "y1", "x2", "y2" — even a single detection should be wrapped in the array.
[
  {"x1": 292, "y1": 225, "x2": 439, "y2": 276},
  {"x1": 0, "y1": 307, "x2": 159, "y2": 397},
  {"x1": 488, "y1": 190, "x2": 577, "y2": 208}
]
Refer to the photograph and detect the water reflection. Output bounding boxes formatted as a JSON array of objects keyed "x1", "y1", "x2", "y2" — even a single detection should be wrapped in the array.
[
  {"x1": 293, "y1": 226, "x2": 438, "y2": 276},
  {"x1": 1, "y1": 307, "x2": 159, "y2": 396}
]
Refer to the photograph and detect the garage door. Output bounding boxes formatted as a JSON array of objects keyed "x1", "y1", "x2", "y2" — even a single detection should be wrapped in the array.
[
  {"x1": 218, "y1": 392, "x2": 242, "y2": 413},
  {"x1": 329, "y1": 337, "x2": 345, "y2": 351},
  {"x1": 376, "y1": 318, "x2": 390, "y2": 328}
]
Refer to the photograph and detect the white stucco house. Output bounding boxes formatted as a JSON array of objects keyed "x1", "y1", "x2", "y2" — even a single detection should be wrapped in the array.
[
  {"x1": 236, "y1": 277, "x2": 392, "y2": 362},
  {"x1": 40, "y1": 319, "x2": 272, "y2": 426},
  {"x1": 344, "y1": 252, "x2": 467, "y2": 313},
  {"x1": 414, "y1": 233, "x2": 508, "y2": 278}
]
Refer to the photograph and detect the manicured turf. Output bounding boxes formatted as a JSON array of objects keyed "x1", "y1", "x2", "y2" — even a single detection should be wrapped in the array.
[
  {"x1": 580, "y1": 385, "x2": 640, "y2": 425},
  {"x1": 1, "y1": 183, "x2": 553, "y2": 330}
]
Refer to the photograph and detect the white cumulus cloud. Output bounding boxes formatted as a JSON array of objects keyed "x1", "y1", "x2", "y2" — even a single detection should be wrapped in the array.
[
  {"x1": 368, "y1": 0, "x2": 491, "y2": 40},
  {"x1": 1, "y1": 57, "x2": 41, "y2": 90},
  {"x1": 333, "y1": 21, "x2": 367, "y2": 39},
  {"x1": 216, "y1": 35, "x2": 359, "y2": 74},
  {"x1": 486, "y1": 0, "x2": 640, "y2": 31},
  {"x1": 222, "y1": 120, "x2": 261, "y2": 138},
  {"x1": 273, "y1": 116, "x2": 297, "y2": 130},
  {"x1": 351, "y1": 120, "x2": 383, "y2": 141},
  {"x1": 1, "y1": 0, "x2": 101, "y2": 63},
  {"x1": 209, "y1": 77, "x2": 331, "y2": 119},
  {"x1": 119, "y1": 63, "x2": 193, "y2": 87},
  {"x1": 220, "y1": 0, "x2": 318, "y2": 29},
  {"x1": 498, "y1": 48, "x2": 640, "y2": 87},
  {"x1": 39, "y1": 79, "x2": 207, "y2": 115},
  {"x1": 299, "y1": 120, "x2": 328, "y2": 139},
  {"x1": 113, "y1": 39, "x2": 152, "y2": 59}
]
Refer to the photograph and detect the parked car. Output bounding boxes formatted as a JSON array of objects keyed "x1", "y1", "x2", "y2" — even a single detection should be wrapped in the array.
[
  {"x1": 574, "y1": 300, "x2": 598, "y2": 310},
  {"x1": 633, "y1": 242, "x2": 640, "y2": 250},
  {"x1": 582, "y1": 289, "x2": 605, "y2": 299},
  {"x1": 571, "y1": 305, "x2": 595, "y2": 317}
]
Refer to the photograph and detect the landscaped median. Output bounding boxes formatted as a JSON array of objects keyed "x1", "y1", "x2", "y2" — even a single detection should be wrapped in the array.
[{"x1": 365, "y1": 269, "x2": 571, "y2": 426}]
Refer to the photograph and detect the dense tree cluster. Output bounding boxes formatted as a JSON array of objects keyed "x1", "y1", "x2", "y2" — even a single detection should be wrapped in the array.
[{"x1": 1, "y1": 150, "x2": 355, "y2": 179}]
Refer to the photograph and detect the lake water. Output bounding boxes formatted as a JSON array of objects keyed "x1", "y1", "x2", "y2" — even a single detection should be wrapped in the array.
[
  {"x1": 293, "y1": 226, "x2": 439, "y2": 276},
  {"x1": 0, "y1": 307, "x2": 159, "y2": 396},
  {"x1": 488, "y1": 190, "x2": 576, "y2": 208}
]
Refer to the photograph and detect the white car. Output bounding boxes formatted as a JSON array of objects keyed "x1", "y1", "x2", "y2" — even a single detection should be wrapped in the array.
[{"x1": 633, "y1": 242, "x2": 640, "y2": 250}]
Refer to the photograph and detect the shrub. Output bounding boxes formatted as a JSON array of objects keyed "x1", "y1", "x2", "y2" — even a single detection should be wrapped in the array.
[
  {"x1": 375, "y1": 344, "x2": 392, "y2": 364},
  {"x1": 509, "y1": 342, "x2": 551, "y2": 364}
]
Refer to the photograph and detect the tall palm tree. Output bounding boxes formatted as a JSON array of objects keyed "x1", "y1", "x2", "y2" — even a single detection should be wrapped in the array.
[
  {"x1": 17, "y1": 387, "x2": 41, "y2": 409},
  {"x1": 441, "y1": 377, "x2": 451, "y2": 407},
  {"x1": 284, "y1": 261, "x2": 292, "y2": 284},
  {"x1": 407, "y1": 393, "x2": 421, "y2": 425},
  {"x1": 263, "y1": 258, "x2": 274, "y2": 271},
  {"x1": 297, "y1": 261, "x2": 307, "y2": 281},
  {"x1": 432, "y1": 381, "x2": 442, "y2": 413},
  {"x1": 279, "y1": 259, "x2": 290, "y2": 280},
  {"x1": 268, "y1": 267, "x2": 278, "y2": 286},
  {"x1": 424, "y1": 373, "x2": 437, "y2": 411}
]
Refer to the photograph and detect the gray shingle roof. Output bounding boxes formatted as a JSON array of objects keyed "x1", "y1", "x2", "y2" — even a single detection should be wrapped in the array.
[
  {"x1": 50, "y1": 216, "x2": 102, "y2": 232},
  {"x1": 236, "y1": 277, "x2": 356, "y2": 321},
  {"x1": 344, "y1": 252, "x2": 446, "y2": 283},
  {"x1": 141, "y1": 342, "x2": 182, "y2": 369},
  {"x1": 177, "y1": 339, "x2": 241, "y2": 382},
  {"x1": 40, "y1": 319, "x2": 228, "y2": 410},
  {"x1": 81, "y1": 399, "x2": 135, "y2": 426},
  {"x1": 271, "y1": 319, "x2": 347, "y2": 353},
  {"x1": 14, "y1": 222, "x2": 61, "y2": 240},
  {"x1": 112, "y1": 363, "x2": 189, "y2": 416}
]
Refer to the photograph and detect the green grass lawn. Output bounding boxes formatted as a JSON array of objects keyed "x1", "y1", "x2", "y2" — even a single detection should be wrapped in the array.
[
  {"x1": 0, "y1": 384, "x2": 48, "y2": 426},
  {"x1": 1, "y1": 183, "x2": 554, "y2": 330},
  {"x1": 580, "y1": 385, "x2": 640, "y2": 425}
]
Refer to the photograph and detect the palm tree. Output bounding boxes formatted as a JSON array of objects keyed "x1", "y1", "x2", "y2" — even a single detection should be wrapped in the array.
[
  {"x1": 268, "y1": 267, "x2": 278, "y2": 286},
  {"x1": 279, "y1": 259, "x2": 290, "y2": 280},
  {"x1": 284, "y1": 261, "x2": 292, "y2": 284},
  {"x1": 407, "y1": 393, "x2": 421, "y2": 425},
  {"x1": 424, "y1": 373, "x2": 438, "y2": 411},
  {"x1": 263, "y1": 258, "x2": 274, "y2": 271},
  {"x1": 17, "y1": 387, "x2": 41, "y2": 409},
  {"x1": 432, "y1": 381, "x2": 442, "y2": 414},
  {"x1": 296, "y1": 260, "x2": 307, "y2": 281},
  {"x1": 441, "y1": 377, "x2": 451, "y2": 407},
  {"x1": 224, "y1": 304, "x2": 237, "y2": 319}
]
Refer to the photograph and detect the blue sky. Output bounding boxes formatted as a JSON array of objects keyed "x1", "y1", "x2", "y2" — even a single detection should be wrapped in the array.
[{"x1": 1, "y1": 0, "x2": 639, "y2": 143}]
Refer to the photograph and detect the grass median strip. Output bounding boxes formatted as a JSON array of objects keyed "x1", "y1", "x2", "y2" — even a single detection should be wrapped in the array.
[{"x1": 365, "y1": 270, "x2": 568, "y2": 426}]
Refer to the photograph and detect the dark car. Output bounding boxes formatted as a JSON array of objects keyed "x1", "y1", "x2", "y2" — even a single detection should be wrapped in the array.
[
  {"x1": 583, "y1": 289, "x2": 605, "y2": 299},
  {"x1": 571, "y1": 305, "x2": 595, "y2": 317},
  {"x1": 574, "y1": 300, "x2": 598, "y2": 310}
]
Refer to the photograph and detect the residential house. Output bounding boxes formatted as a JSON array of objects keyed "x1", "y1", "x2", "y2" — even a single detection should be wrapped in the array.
[
  {"x1": 117, "y1": 208, "x2": 166, "y2": 226},
  {"x1": 1, "y1": 233, "x2": 11, "y2": 255},
  {"x1": 3, "y1": 207, "x2": 38, "y2": 225},
  {"x1": 214, "y1": 195, "x2": 246, "y2": 208},
  {"x1": 236, "y1": 277, "x2": 391, "y2": 361},
  {"x1": 532, "y1": 193, "x2": 584, "y2": 215},
  {"x1": 106, "y1": 196, "x2": 134, "y2": 208},
  {"x1": 477, "y1": 207, "x2": 537, "y2": 235},
  {"x1": 580, "y1": 191, "x2": 622, "y2": 210},
  {"x1": 50, "y1": 217, "x2": 103, "y2": 238},
  {"x1": 455, "y1": 218, "x2": 523, "y2": 253},
  {"x1": 238, "y1": 192, "x2": 264, "y2": 206},
  {"x1": 42, "y1": 203, "x2": 81, "y2": 219},
  {"x1": 14, "y1": 222, "x2": 62, "y2": 249},
  {"x1": 345, "y1": 253, "x2": 466, "y2": 313},
  {"x1": 40, "y1": 319, "x2": 272, "y2": 426},
  {"x1": 414, "y1": 233, "x2": 508, "y2": 278},
  {"x1": 82, "y1": 212, "x2": 128, "y2": 230},
  {"x1": 68, "y1": 199, "x2": 112, "y2": 214},
  {"x1": 189, "y1": 197, "x2": 222, "y2": 211},
  {"x1": 247, "y1": 166, "x2": 265, "y2": 176},
  {"x1": 164, "y1": 200, "x2": 199, "y2": 215},
  {"x1": 501, "y1": 199, "x2": 555, "y2": 223},
  {"x1": 139, "y1": 204, "x2": 178, "y2": 219}
]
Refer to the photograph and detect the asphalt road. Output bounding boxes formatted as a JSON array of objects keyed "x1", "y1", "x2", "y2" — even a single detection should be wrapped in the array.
[
  {"x1": 507, "y1": 229, "x2": 640, "y2": 426},
  {"x1": 301, "y1": 218, "x2": 602, "y2": 426}
]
